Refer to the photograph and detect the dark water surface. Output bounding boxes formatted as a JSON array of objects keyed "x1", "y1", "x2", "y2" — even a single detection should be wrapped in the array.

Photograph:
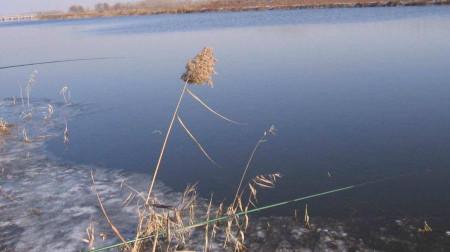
[{"x1": 1, "y1": 6, "x2": 450, "y2": 219}]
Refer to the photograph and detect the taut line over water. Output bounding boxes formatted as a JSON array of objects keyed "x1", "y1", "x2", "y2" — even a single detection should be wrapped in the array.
[{"x1": 0, "y1": 57, "x2": 120, "y2": 70}]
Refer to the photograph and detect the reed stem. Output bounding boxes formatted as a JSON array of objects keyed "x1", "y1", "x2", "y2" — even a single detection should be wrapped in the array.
[
  {"x1": 145, "y1": 81, "x2": 188, "y2": 204},
  {"x1": 232, "y1": 136, "x2": 266, "y2": 206}
]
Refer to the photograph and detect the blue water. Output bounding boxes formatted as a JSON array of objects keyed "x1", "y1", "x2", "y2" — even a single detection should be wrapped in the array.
[{"x1": 1, "y1": 6, "x2": 450, "y2": 217}]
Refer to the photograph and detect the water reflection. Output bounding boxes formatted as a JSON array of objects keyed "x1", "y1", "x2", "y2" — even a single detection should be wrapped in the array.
[{"x1": 1, "y1": 6, "x2": 450, "y2": 217}]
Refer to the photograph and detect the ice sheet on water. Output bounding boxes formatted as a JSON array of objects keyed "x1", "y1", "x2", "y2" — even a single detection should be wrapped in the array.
[{"x1": 0, "y1": 98, "x2": 209, "y2": 251}]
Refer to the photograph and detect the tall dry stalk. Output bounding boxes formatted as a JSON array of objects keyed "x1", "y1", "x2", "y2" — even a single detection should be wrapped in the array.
[
  {"x1": 232, "y1": 125, "x2": 277, "y2": 206},
  {"x1": 145, "y1": 81, "x2": 188, "y2": 204},
  {"x1": 145, "y1": 47, "x2": 216, "y2": 204},
  {"x1": 90, "y1": 170, "x2": 131, "y2": 250},
  {"x1": 26, "y1": 70, "x2": 38, "y2": 107}
]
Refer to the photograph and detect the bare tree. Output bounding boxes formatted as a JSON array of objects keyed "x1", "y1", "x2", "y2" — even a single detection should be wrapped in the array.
[
  {"x1": 68, "y1": 5, "x2": 85, "y2": 13},
  {"x1": 95, "y1": 3, "x2": 110, "y2": 12}
]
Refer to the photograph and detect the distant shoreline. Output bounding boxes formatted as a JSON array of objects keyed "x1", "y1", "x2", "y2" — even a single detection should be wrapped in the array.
[{"x1": 36, "y1": 0, "x2": 450, "y2": 21}]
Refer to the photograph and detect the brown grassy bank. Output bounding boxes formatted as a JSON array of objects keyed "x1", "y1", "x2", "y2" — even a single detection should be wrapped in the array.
[{"x1": 36, "y1": 0, "x2": 450, "y2": 21}]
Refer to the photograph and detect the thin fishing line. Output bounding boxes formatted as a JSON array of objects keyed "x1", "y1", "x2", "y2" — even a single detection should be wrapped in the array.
[{"x1": 0, "y1": 57, "x2": 121, "y2": 70}]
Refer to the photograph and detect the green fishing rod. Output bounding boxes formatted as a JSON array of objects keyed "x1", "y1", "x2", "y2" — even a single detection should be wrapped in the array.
[{"x1": 88, "y1": 172, "x2": 417, "y2": 252}]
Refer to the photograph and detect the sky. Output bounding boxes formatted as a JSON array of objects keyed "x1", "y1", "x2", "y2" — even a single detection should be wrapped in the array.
[{"x1": 0, "y1": 0, "x2": 137, "y2": 15}]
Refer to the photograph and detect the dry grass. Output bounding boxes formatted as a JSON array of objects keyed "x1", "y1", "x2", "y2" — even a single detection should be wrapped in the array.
[
  {"x1": 82, "y1": 221, "x2": 96, "y2": 250},
  {"x1": 91, "y1": 170, "x2": 131, "y2": 250},
  {"x1": 304, "y1": 204, "x2": 311, "y2": 229},
  {"x1": 418, "y1": 221, "x2": 432, "y2": 233},
  {"x1": 0, "y1": 119, "x2": 13, "y2": 136},
  {"x1": 232, "y1": 125, "x2": 277, "y2": 206},
  {"x1": 87, "y1": 48, "x2": 281, "y2": 252}
]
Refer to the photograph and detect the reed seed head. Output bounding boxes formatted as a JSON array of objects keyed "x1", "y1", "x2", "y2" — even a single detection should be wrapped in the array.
[{"x1": 181, "y1": 47, "x2": 216, "y2": 87}]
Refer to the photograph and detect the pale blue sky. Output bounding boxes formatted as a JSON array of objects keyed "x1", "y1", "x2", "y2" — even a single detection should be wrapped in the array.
[{"x1": 0, "y1": 0, "x2": 137, "y2": 15}]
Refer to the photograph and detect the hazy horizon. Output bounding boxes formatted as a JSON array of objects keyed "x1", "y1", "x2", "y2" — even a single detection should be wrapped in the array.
[{"x1": 0, "y1": 0, "x2": 138, "y2": 15}]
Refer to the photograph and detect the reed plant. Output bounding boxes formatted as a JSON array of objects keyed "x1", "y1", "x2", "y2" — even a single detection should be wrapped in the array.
[{"x1": 90, "y1": 47, "x2": 280, "y2": 252}]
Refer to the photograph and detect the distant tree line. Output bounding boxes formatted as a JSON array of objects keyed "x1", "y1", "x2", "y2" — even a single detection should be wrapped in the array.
[
  {"x1": 68, "y1": 5, "x2": 85, "y2": 13},
  {"x1": 68, "y1": 2, "x2": 129, "y2": 13},
  {"x1": 68, "y1": 1, "x2": 219, "y2": 13}
]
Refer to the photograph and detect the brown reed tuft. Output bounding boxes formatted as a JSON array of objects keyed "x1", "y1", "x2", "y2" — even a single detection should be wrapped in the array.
[
  {"x1": 181, "y1": 47, "x2": 216, "y2": 87},
  {"x1": 0, "y1": 119, "x2": 12, "y2": 136}
]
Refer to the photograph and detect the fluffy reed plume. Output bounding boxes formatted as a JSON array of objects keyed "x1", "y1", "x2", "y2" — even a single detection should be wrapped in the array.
[
  {"x1": 181, "y1": 47, "x2": 216, "y2": 87},
  {"x1": 26, "y1": 70, "x2": 38, "y2": 107},
  {"x1": 59, "y1": 85, "x2": 72, "y2": 104}
]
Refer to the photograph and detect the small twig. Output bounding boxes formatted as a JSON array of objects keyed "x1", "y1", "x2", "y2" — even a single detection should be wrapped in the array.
[{"x1": 186, "y1": 88, "x2": 245, "y2": 125}]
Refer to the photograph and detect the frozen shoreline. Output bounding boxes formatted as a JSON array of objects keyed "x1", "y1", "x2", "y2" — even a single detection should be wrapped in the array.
[
  {"x1": 1, "y1": 98, "x2": 449, "y2": 251},
  {"x1": 0, "y1": 99, "x2": 205, "y2": 251}
]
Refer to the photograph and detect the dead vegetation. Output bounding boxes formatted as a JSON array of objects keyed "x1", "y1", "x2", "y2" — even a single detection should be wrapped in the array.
[
  {"x1": 0, "y1": 119, "x2": 14, "y2": 136},
  {"x1": 85, "y1": 47, "x2": 282, "y2": 251},
  {"x1": 181, "y1": 47, "x2": 216, "y2": 87}
]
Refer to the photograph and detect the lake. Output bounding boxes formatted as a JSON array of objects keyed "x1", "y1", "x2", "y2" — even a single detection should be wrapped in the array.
[{"x1": 1, "y1": 6, "x2": 450, "y2": 250}]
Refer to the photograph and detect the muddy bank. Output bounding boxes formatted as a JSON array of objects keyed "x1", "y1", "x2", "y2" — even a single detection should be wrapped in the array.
[{"x1": 36, "y1": 0, "x2": 450, "y2": 21}]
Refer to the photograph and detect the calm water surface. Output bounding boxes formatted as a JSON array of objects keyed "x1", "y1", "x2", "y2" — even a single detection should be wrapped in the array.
[{"x1": 1, "y1": 6, "x2": 450, "y2": 217}]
